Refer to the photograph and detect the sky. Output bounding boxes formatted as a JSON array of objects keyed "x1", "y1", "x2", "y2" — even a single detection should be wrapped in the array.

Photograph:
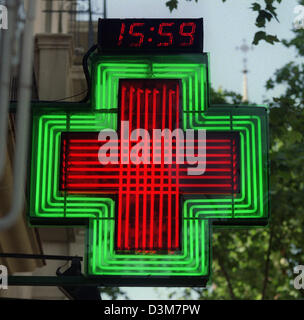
[{"x1": 95, "y1": 0, "x2": 299, "y2": 300}]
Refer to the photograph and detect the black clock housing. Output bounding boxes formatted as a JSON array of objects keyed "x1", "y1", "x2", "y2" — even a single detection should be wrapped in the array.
[{"x1": 98, "y1": 18, "x2": 204, "y2": 54}]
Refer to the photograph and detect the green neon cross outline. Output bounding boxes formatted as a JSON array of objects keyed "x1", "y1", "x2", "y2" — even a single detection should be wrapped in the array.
[{"x1": 28, "y1": 53, "x2": 269, "y2": 286}]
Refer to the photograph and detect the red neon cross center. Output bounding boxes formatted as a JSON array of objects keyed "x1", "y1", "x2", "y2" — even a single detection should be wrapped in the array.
[
  {"x1": 118, "y1": 80, "x2": 181, "y2": 252},
  {"x1": 60, "y1": 79, "x2": 240, "y2": 253}
]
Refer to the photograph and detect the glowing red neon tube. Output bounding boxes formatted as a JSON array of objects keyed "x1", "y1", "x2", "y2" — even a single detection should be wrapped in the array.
[{"x1": 60, "y1": 80, "x2": 240, "y2": 253}]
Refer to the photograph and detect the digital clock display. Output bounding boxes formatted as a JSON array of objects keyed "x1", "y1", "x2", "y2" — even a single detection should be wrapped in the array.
[{"x1": 98, "y1": 18, "x2": 203, "y2": 53}]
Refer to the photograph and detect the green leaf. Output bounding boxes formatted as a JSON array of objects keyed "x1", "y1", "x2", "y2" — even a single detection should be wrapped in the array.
[
  {"x1": 266, "y1": 34, "x2": 280, "y2": 44},
  {"x1": 166, "y1": 0, "x2": 178, "y2": 12},
  {"x1": 256, "y1": 10, "x2": 273, "y2": 28},
  {"x1": 253, "y1": 31, "x2": 279, "y2": 45},
  {"x1": 251, "y1": 3, "x2": 261, "y2": 11},
  {"x1": 253, "y1": 31, "x2": 267, "y2": 45},
  {"x1": 265, "y1": 2, "x2": 279, "y2": 22}
]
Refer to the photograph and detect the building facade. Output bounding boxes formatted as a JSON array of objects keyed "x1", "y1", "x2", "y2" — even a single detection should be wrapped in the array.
[{"x1": 0, "y1": 0, "x2": 98, "y2": 299}]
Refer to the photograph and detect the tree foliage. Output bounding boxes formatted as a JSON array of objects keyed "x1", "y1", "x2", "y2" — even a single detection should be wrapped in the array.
[
  {"x1": 169, "y1": 11, "x2": 304, "y2": 300},
  {"x1": 165, "y1": 0, "x2": 282, "y2": 45},
  {"x1": 100, "y1": 287, "x2": 129, "y2": 300}
]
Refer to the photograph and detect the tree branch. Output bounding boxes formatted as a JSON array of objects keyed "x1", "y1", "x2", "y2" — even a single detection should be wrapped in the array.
[
  {"x1": 261, "y1": 227, "x2": 274, "y2": 299},
  {"x1": 216, "y1": 252, "x2": 236, "y2": 300}
]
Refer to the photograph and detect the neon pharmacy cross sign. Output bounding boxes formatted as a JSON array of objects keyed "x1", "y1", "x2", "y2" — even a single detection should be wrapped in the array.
[
  {"x1": 60, "y1": 80, "x2": 240, "y2": 252},
  {"x1": 29, "y1": 54, "x2": 269, "y2": 286}
]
